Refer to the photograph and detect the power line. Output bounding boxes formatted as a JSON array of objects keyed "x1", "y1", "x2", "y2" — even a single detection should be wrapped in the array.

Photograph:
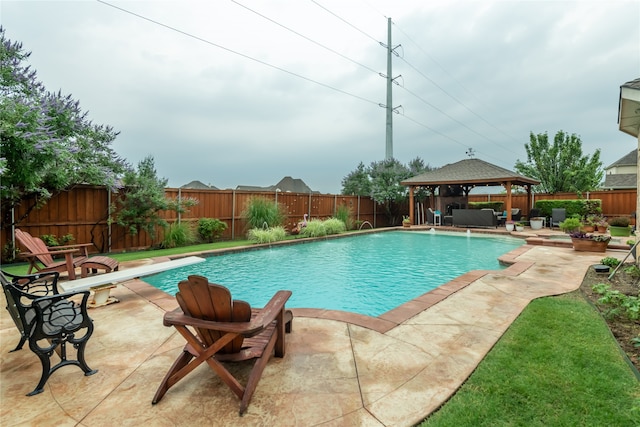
[
  {"x1": 96, "y1": 0, "x2": 380, "y2": 107},
  {"x1": 230, "y1": 0, "x2": 380, "y2": 75},
  {"x1": 393, "y1": 22, "x2": 520, "y2": 143},
  {"x1": 309, "y1": 0, "x2": 380, "y2": 44}
]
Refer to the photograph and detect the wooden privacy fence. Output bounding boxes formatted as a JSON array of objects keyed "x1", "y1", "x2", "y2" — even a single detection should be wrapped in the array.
[
  {"x1": 2, "y1": 186, "x2": 387, "y2": 256},
  {"x1": 2, "y1": 186, "x2": 636, "y2": 257},
  {"x1": 468, "y1": 190, "x2": 637, "y2": 218}
]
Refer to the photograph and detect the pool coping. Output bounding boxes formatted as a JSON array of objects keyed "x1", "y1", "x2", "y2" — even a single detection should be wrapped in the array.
[{"x1": 119, "y1": 228, "x2": 535, "y2": 334}]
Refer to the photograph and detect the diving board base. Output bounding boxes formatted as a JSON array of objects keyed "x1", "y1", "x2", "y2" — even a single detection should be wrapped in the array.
[{"x1": 89, "y1": 283, "x2": 119, "y2": 308}]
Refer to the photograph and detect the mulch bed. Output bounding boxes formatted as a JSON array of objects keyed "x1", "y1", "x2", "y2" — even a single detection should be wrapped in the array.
[{"x1": 579, "y1": 262, "x2": 640, "y2": 373}]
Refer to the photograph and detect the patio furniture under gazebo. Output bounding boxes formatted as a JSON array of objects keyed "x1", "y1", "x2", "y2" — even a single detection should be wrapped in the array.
[{"x1": 401, "y1": 158, "x2": 539, "y2": 225}]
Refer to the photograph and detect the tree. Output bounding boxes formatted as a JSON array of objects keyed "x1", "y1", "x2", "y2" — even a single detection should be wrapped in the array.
[
  {"x1": 514, "y1": 131, "x2": 603, "y2": 194},
  {"x1": 341, "y1": 157, "x2": 433, "y2": 224},
  {"x1": 0, "y1": 27, "x2": 127, "y2": 226},
  {"x1": 113, "y1": 156, "x2": 168, "y2": 243},
  {"x1": 341, "y1": 162, "x2": 371, "y2": 196}
]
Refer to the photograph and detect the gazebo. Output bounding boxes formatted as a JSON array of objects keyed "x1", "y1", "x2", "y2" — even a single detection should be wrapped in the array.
[{"x1": 401, "y1": 158, "x2": 540, "y2": 224}]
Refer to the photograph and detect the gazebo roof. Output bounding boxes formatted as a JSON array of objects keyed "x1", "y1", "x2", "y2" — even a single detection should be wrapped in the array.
[{"x1": 401, "y1": 158, "x2": 539, "y2": 188}]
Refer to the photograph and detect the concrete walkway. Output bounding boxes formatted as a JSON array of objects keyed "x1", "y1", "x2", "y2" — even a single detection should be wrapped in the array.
[{"x1": 0, "y1": 243, "x2": 623, "y2": 426}]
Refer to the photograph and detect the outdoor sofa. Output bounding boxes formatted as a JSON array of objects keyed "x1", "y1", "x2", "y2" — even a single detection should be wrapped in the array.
[{"x1": 452, "y1": 209, "x2": 498, "y2": 228}]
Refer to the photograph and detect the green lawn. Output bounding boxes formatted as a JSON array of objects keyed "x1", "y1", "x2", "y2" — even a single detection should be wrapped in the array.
[
  {"x1": 0, "y1": 240, "x2": 253, "y2": 275},
  {"x1": 420, "y1": 293, "x2": 640, "y2": 426}
]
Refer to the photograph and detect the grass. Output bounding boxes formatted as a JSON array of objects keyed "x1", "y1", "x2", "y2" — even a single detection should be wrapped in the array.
[
  {"x1": 1, "y1": 239, "x2": 253, "y2": 275},
  {"x1": 420, "y1": 293, "x2": 640, "y2": 426}
]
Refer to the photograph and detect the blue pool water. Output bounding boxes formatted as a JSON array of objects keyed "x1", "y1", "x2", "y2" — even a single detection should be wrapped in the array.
[{"x1": 145, "y1": 231, "x2": 523, "y2": 317}]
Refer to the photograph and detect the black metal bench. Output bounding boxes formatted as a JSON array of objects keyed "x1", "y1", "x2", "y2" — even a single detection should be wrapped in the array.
[{"x1": 1, "y1": 271, "x2": 98, "y2": 396}]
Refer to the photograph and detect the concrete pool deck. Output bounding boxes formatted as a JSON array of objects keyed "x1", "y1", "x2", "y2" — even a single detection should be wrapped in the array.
[{"x1": 0, "y1": 233, "x2": 630, "y2": 426}]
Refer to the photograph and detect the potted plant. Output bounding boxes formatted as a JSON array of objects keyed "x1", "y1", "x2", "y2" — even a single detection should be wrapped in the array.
[
  {"x1": 505, "y1": 220, "x2": 515, "y2": 232},
  {"x1": 529, "y1": 216, "x2": 545, "y2": 230},
  {"x1": 559, "y1": 217, "x2": 581, "y2": 234},
  {"x1": 608, "y1": 217, "x2": 631, "y2": 236},
  {"x1": 581, "y1": 214, "x2": 601, "y2": 233},
  {"x1": 596, "y1": 219, "x2": 609, "y2": 233},
  {"x1": 402, "y1": 215, "x2": 411, "y2": 227},
  {"x1": 515, "y1": 222, "x2": 525, "y2": 232},
  {"x1": 569, "y1": 231, "x2": 611, "y2": 252}
]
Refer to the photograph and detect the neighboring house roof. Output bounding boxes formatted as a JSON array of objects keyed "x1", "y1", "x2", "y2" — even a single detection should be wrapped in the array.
[
  {"x1": 618, "y1": 77, "x2": 640, "y2": 138},
  {"x1": 401, "y1": 158, "x2": 539, "y2": 188},
  {"x1": 236, "y1": 176, "x2": 317, "y2": 193},
  {"x1": 602, "y1": 173, "x2": 637, "y2": 190},
  {"x1": 605, "y1": 150, "x2": 637, "y2": 169},
  {"x1": 181, "y1": 180, "x2": 218, "y2": 190}
]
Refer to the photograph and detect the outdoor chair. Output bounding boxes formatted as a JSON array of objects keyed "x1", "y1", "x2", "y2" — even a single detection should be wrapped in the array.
[
  {"x1": 427, "y1": 208, "x2": 441, "y2": 225},
  {"x1": 1, "y1": 270, "x2": 98, "y2": 396},
  {"x1": 551, "y1": 208, "x2": 567, "y2": 228},
  {"x1": 152, "y1": 275, "x2": 293, "y2": 415},
  {"x1": 15, "y1": 229, "x2": 119, "y2": 280}
]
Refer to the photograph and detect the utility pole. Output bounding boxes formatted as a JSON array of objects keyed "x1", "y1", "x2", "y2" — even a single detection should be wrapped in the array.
[
  {"x1": 385, "y1": 17, "x2": 393, "y2": 160},
  {"x1": 381, "y1": 18, "x2": 402, "y2": 161}
]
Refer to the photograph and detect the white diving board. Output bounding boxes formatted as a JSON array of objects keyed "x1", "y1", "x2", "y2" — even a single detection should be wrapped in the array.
[{"x1": 60, "y1": 255, "x2": 205, "y2": 294}]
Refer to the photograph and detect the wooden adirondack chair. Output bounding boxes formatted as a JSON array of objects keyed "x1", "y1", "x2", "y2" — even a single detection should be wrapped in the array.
[
  {"x1": 152, "y1": 275, "x2": 292, "y2": 415},
  {"x1": 15, "y1": 229, "x2": 118, "y2": 280}
]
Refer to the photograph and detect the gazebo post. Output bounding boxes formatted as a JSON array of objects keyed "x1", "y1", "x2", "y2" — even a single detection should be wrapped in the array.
[
  {"x1": 505, "y1": 182, "x2": 513, "y2": 221},
  {"x1": 409, "y1": 186, "x2": 415, "y2": 224}
]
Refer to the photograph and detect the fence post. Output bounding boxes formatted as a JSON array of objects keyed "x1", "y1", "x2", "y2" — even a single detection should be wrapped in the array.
[
  {"x1": 107, "y1": 189, "x2": 112, "y2": 253},
  {"x1": 232, "y1": 190, "x2": 236, "y2": 240},
  {"x1": 177, "y1": 188, "x2": 182, "y2": 225}
]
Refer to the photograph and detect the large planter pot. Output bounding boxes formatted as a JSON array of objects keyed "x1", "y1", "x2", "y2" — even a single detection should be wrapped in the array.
[
  {"x1": 609, "y1": 226, "x2": 631, "y2": 237},
  {"x1": 530, "y1": 218, "x2": 544, "y2": 230},
  {"x1": 571, "y1": 238, "x2": 609, "y2": 252},
  {"x1": 506, "y1": 223, "x2": 515, "y2": 231}
]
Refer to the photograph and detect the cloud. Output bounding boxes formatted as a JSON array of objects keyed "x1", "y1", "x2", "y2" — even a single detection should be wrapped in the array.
[{"x1": 2, "y1": 0, "x2": 638, "y2": 193}]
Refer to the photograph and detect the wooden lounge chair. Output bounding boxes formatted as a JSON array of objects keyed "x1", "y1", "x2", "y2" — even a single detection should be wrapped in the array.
[
  {"x1": 1, "y1": 270, "x2": 98, "y2": 396},
  {"x1": 152, "y1": 275, "x2": 292, "y2": 415},
  {"x1": 15, "y1": 229, "x2": 119, "y2": 280}
]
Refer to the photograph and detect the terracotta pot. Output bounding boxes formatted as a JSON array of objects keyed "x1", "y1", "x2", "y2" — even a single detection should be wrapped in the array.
[
  {"x1": 571, "y1": 238, "x2": 609, "y2": 252},
  {"x1": 581, "y1": 225, "x2": 595, "y2": 233},
  {"x1": 597, "y1": 225, "x2": 608, "y2": 233}
]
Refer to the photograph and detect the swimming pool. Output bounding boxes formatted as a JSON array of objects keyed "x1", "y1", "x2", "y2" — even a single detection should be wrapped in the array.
[{"x1": 145, "y1": 231, "x2": 523, "y2": 317}]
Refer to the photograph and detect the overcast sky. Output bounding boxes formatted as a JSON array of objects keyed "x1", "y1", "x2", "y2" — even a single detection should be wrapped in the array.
[{"x1": 2, "y1": 1, "x2": 639, "y2": 193}]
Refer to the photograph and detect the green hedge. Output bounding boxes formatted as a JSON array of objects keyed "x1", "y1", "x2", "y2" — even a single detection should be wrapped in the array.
[
  {"x1": 468, "y1": 201, "x2": 504, "y2": 211},
  {"x1": 534, "y1": 199, "x2": 602, "y2": 218}
]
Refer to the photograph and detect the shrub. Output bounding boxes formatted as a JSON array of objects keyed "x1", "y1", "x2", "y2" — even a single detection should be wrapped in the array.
[
  {"x1": 600, "y1": 257, "x2": 620, "y2": 268},
  {"x1": 559, "y1": 217, "x2": 581, "y2": 233},
  {"x1": 535, "y1": 199, "x2": 602, "y2": 218},
  {"x1": 323, "y1": 218, "x2": 347, "y2": 234},
  {"x1": 197, "y1": 218, "x2": 227, "y2": 242},
  {"x1": 40, "y1": 233, "x2": 74, "y2": 246},
  {"x1": 334, "y1": 205, "x2": 353, "y2": 230},
  {"x1": 243, "y1": 197, "x2": 284, "y2": 229},
  {"x1": 592, "y1": 283, "x2": 640, "y2": 321},
  {"x1": 300, "y1": 219, "x2": 327, "y2": 238},
  {"x1": 248, "y1": 226, "x2": 286, "y2": 244},
  {"x1": 609, "y1": 217, "x2": 630, "y2": 227},
  {"x1": 161, "y1": 222, "x2": 196, "y2": 248}
]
